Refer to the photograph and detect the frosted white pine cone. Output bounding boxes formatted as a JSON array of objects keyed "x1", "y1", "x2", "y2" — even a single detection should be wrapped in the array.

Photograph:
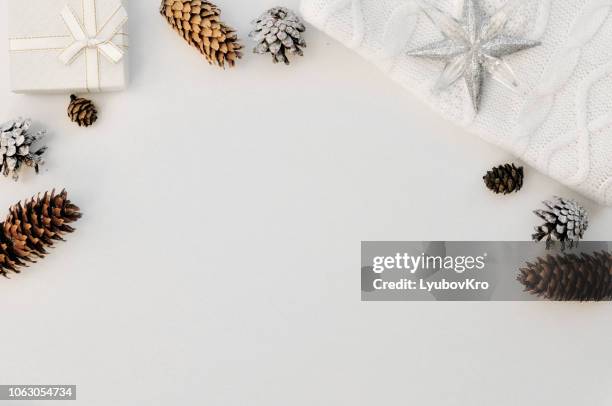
[
  {"x1": 533, "y1": 196, "x2": 589, "y2": 249},
  {"x1": 250, "y1": 7, "x2": 306, "y2": 65},
  {"x1": 0, "y1": 118, "x2": 46, "y2": 181}
]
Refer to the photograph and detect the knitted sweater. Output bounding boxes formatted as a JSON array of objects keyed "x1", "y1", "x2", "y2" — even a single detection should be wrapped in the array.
[{"x1": 301, "y1": 0, "x2": 612, "y2": 205}]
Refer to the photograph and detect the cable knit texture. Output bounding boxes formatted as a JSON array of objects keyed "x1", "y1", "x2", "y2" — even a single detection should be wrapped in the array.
[{"x1": 301, "y1": 0, "x2": 612, "y2": 205}]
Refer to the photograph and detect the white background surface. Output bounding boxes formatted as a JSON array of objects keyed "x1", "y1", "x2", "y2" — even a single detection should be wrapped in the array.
[{"x1": 0, "y1": 0, "x2": 611, "y2": 405}]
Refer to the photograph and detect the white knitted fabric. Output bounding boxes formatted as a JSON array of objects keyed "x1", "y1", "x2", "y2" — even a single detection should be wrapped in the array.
[{"x1": 300, "y1": 0, "x2": 612, "y2": 206}]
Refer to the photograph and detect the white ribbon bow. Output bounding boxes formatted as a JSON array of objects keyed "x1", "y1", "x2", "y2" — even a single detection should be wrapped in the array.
[{"x1": 58, "y1": 4, "x2": 128, "y2": 66}]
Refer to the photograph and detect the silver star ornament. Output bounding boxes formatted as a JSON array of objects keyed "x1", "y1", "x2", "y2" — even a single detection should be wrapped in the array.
[{"x1": 407, "y1": 0, "x2": 541, "y2": 112}]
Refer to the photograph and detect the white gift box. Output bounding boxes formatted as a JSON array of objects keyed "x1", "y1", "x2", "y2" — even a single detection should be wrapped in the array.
[{"x1": 8, "y1": 0, "x2": 129, "y2": 93}]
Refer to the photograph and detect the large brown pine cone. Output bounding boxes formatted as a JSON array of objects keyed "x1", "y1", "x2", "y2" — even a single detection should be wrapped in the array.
[
  {"x1": 0, "y1": 190, "x2": 82, "y2": 277},
  {"x1": 518, "y1": 251, "x2": 612, "y2": 301},
  {"x1": 160, "y1": 0, "x2": 242, "y2": 68}
]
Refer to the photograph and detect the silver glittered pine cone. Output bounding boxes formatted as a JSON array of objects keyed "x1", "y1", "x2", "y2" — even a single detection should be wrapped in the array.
[
  {"x1": 532, "y1": 196, "x2": 589, "y2": 250},
  {"x1": 0, "y1": 118, "x2": 47, "y2": 181},
  {"x1": 250, "y1": 7, "x2": 306, "y2": 65}
]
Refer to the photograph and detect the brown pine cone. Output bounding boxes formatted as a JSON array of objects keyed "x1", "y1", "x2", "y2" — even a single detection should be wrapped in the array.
[
  {"x1": 160, "y1": 0, "x2": 242, "y2": 68},
  {"x1": 483, "y1": 163, "x2": 524, "y2": 194},
  {"x1": 0, "y1": 189, "x2": 82, "y2": 277},
  {"x1": 518, "y1": 251, "x2": 612, "y2": 301},
  {"x1": 68, "y1": 95, "x2": 98, "y2": 127}
]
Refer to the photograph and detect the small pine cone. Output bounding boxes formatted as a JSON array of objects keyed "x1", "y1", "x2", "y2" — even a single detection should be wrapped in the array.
[
  {"x1": 160, "y1": 0, "x2": 242, "y2": 68},
  {"x1": 0, "y1": 189, "x2": 82, "y2": 277},
  {"x1": 533, "y1": 196, "x2": 589, "y2": 249},
  {"x1": 250, "y1": 7, "x2": 306, "y2": 65},
  {"x1": 68, "y1": 95, "x2": 98, "y2": 127},
  {"x1": 483, "y1": 163, "x2": 523, "y2": 194},
  {"x1": 518, "y1": 251, "x2": 612, "y2": 301}
]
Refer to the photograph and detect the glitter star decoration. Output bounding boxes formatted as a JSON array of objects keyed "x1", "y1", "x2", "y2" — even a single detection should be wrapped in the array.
[{"x1": 407, "y1": 0, "x2": 541, "y2": 112}]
